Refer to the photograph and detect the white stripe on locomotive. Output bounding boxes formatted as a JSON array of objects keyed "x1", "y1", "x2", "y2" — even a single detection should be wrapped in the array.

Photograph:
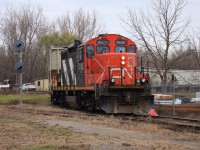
[
  {"x1": 62, "y1": 59, "x2": 70, "y2": 85},
  {"x1": 68, "y1": 58, "x2": 77, "y2": 85}
]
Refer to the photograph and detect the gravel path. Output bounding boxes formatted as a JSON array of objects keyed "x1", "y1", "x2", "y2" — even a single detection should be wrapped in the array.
[{"x1": 45, "y1": 119, "x2": 200, "y2": 150}]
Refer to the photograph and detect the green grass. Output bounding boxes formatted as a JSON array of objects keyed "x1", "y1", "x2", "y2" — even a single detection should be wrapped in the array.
[{"x1": 0, "y1": 94, "x2": 50, "y2": 105}]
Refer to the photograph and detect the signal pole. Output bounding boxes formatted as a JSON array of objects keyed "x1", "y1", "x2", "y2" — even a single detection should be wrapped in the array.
[
  {"x1": 19, "y1": 51, "x2": 23, "y2": 104},
  {"x1": 13, "y1": 40, "x2": 25, "y2": 104}
]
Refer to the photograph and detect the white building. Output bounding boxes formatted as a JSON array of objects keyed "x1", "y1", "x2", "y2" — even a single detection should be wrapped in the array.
[{"x1": 148, "y1": 69, "x2": 200, "y2": 86}]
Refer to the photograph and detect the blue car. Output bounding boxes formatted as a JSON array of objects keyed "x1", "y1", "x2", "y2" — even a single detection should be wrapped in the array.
[{"x1": 175, "y1": 97, "x2": 190, "y2": 103}]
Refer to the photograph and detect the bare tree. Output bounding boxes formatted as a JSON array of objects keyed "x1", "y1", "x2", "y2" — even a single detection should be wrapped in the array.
[
  {"x1": 0, "y1": 4, "x2": 49, "y2": 83},
  {"x1": 187, "y1": 31, "x2": 200, "y2": 69},
  {"x1": 122, "y1": 0, "x2": 190, "y2": 85},
  {"x1": 57, "y1": 8, "x2": 105, "y2": 41},
  {"x1": 0, "y1": 45, "x2": 7, "y2": 82},
  {"x1": 170, "y1": 46, "x2": 196, "y2": 70}
]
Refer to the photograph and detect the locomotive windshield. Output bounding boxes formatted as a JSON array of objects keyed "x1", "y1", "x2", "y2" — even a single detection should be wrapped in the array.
[
  {"x1": 86, "y1": 45, "x2": 94, "y2": 58},
  {"x1": 115, "y1": 46, "x2": 126, "y2": 53},
  {"x1": 128, "y1": 45, "x2": 136, "y2": 53},
  {"x1": 96, "y1": 46, "x2": 110, "y2": 54}
]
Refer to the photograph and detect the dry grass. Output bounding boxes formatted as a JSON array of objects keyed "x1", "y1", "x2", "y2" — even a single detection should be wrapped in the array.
[
  {"x1": 0, "y1": 102, "x2": 199, "y2": 150},
  {"x1": 0, "y1": 115, "x2": 96, "y2": 150},
  {"x1": 0, "y1": 112, "x2": 123, "y2": 150}
]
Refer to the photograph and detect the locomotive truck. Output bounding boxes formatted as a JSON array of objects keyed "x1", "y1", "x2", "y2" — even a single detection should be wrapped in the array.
[{"x1": 50, "y1": 34, "x2": 154, "y2": 114}]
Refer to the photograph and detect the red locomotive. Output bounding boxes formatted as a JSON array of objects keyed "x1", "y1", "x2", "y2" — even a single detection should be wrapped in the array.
[{"x1": 51, "y1": 34, "x2": 154, "y2": 114}]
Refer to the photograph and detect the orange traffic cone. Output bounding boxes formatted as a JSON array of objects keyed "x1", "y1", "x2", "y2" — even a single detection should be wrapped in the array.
[{"x1": 149, "y1": 108, "x2": 158, "y2": 116}]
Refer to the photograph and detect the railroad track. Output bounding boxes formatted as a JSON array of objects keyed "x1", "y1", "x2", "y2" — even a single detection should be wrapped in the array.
[
  {"x1": 105, "y1": 112, "x2": 200, "y2": 133},
  {"x1": 152, "y1": 115, "x2": 200, "y2": 133},
  {"x1": 6, "y1": 105, "x2": 200, "y2": 133},
  {"x1": 124, "y1": 114, "x2": 200, "y2": 133}
]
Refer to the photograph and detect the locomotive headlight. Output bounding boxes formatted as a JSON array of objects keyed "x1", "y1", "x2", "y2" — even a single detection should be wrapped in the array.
[
  {"x1": 110, "y1": 77, "x2": 115, "y2": 85},
  {"x1": 136, "y1": 79, "x2": 140, "y2": 84},
  {"x1": 121, "y1": 56, "x2": 125, "y2": 60},
  {"x1": 141, "y1": 78, "x2": 146, "y2": 83},
  {"x1": 111, "y1": 78, "x2": 115, "y2": 83},
  {"x1": 121, "y1": 61, "x2": 125, "y2": 65}
]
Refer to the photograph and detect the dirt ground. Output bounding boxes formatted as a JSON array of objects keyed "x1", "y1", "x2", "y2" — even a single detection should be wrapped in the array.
[{"x1": 0, "y1": 103, "x2": 200, "y2": 150}]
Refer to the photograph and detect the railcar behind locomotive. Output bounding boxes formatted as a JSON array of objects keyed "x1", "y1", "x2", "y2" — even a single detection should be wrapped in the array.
[{"x1": 50, "y1": 34, "x2": 154, "y2": 114}]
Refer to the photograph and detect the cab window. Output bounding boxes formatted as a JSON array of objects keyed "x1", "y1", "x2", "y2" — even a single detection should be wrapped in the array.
[
  {"x1": 96, "y1": 46, "x2": 109, "y2": 54},
  {"x1": 115, "y1": 46, "x2": 126, "y2": 53},
  {"x1": 86, "y1": 45, "x2": 94, "y2": 58},
  {"x1": 128, "y1": 45, "x2": 136, "y2": 53}
]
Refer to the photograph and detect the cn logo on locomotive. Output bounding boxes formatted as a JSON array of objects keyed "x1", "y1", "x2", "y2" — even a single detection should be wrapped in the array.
[{"x1": 110, "y1": 68, "x2": 132, "y2": 79}]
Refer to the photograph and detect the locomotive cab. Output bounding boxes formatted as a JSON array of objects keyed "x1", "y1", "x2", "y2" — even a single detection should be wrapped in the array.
[{"x1": 84, "y1": 35, "x2": 147, "y2": 85}]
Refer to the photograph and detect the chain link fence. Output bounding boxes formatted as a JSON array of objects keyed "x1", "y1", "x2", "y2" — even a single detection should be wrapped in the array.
[
  {"x1": 152, "y1": 84, "x2": 200, "y2": 95},
  {"x1": 148, "y1": 69, "x2": 200, "y2": 95},
  {"x1": 148, "y1": 69, "x2": 200, "y2": 119}
]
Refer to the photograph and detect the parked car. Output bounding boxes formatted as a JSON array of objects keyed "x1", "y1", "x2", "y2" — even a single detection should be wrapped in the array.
[
  {"x1": 20, "y1": 83, "x2": 36, "y2": 91},
  {"x1": 174, "y1": 97, "x2": 190, "y2": 103},
  {"x1": 190, "y1": 98, "x2": 200, "y2": 103},
  {"x1": 0, "y1": 79, "x2": 12, "y2": 89},
  {"x1": 154, "y1": 99, "x2": 182, "y2": 105}
]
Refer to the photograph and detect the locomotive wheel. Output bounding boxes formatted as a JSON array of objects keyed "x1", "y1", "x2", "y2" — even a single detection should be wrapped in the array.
[
  {"x1": 87, "y1": 93, "x2": 96, "y2": 112},
  {"x1": 87, "y1": 103, "x2": 95, "y2": 111},
  {"x1": 76, "y1": 92, "x2": 85, "y2": 109},
  {"x1": 59, "y1": 91, "x2": 67, "y2": 107},
  {"x1": 51, "y1": 92, "x2": 59, "y2": 105}
]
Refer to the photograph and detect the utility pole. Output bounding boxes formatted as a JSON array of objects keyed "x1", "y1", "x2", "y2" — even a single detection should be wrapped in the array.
[{"x1": 172, "y1": 73, "x2": 176, "y2": 117}]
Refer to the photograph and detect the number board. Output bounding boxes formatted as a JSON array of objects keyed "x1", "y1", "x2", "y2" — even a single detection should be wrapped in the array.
[
  {"x1": 115, "y1": 40, "x2": 126, "y2": 45},
  {"x1": 96, "y1": 40, "x2": 109, "y2": 45}
]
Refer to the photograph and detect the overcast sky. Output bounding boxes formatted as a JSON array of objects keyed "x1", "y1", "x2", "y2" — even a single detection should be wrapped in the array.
[{"x1": 1, "y1": 0, "x2": 200, "y2": 38}]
